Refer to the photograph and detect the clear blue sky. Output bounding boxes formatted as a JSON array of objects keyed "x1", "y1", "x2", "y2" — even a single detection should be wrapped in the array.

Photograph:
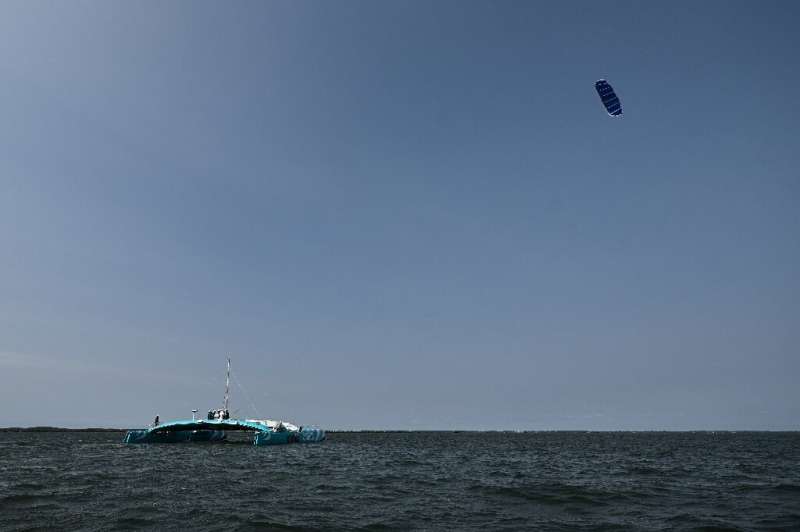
[{"x1": 1, "y1": 1, "x2": 797, "y2": 429}]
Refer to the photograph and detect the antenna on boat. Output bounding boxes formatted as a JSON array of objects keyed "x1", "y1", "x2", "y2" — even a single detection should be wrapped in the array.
[{"x1": 224, "y1": 357, "x2": 231, "y2": 415}]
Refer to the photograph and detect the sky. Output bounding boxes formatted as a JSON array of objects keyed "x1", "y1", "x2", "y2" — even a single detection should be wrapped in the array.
[{"x1": 1, "y1": 1, "x2": 798, "y2": 430}]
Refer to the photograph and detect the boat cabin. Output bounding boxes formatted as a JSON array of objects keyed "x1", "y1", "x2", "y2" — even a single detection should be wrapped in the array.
[{"x1": 208, "y1": 408, "x2": 230, "y2": 420}]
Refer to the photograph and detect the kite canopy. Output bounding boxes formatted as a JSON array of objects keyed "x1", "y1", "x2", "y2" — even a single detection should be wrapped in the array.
[{"x1": 595, "y1": 79, "x2": 622, "y2": 117}]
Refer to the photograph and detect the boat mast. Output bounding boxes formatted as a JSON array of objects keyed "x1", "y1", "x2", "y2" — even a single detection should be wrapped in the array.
[{"x1": 224, "y1": 357, "x2": 231, "y2": 414}]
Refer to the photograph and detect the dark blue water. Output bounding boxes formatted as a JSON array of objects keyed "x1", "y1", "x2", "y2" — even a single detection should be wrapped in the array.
[{"x1": 1, "y1": 431, "x2": 799, "y2": 530}]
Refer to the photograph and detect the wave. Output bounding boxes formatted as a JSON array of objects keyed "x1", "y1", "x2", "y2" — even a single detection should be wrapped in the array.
[{"x1": 468, "y1": 481, "x2": 624, "y2": 507}]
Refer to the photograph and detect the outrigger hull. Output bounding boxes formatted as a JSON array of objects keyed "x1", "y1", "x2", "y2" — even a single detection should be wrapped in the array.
[
  {"x1": 123, "y1": 429, "x2": 227, "y2": 444},
  {"x1": 254, "y1": 427, "x2": 325, "y2": 445},
  {"x1": 123, "y1": 419, "x2": 325, "y2": 446}
]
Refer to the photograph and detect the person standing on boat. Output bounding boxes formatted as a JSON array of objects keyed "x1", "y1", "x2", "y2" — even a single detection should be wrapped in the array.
[{"x1": 154, "y1": 415, "x2": 159, "y2": 427}]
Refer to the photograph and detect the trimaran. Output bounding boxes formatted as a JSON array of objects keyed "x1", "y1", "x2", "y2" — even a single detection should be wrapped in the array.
[{"x1": 123, "y1": 358, "x2": 325, "y2": 446}]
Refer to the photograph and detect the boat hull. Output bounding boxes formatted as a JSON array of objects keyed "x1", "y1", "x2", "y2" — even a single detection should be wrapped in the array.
[
  {"x1": 123, "y1": 419, "x2": 325, "y2": 446},
  {"x1": 253, "y1": 427, "x2": 326, "y2": 446},
  {"x1": 123, "y1": 429, "x2": 226, "y2": 444}
]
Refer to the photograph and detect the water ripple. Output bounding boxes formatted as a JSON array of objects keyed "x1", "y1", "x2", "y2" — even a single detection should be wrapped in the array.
[{"x1": 1, "y1": 431, "x2": 799, "y2": 530}]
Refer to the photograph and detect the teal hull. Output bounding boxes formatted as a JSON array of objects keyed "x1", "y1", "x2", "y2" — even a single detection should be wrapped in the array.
[
  {"x1": 253, "y1": 427, "x2": 326, "y2": 445},
  {"x1": 123, "y1": 419, "x2": 325, "y2": 446},
  {"x1": 123, "y1": 429, "x2": 226, "y2": 444}
]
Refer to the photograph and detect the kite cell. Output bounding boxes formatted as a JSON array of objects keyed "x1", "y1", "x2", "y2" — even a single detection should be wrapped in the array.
[{"x1": 595, "y1": 79, "x2": 622, "y2": 117}]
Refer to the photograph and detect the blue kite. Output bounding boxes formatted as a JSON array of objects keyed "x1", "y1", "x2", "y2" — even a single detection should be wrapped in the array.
[{"x1": 595, "y1": 79, "x2": 622, "y2": 117}]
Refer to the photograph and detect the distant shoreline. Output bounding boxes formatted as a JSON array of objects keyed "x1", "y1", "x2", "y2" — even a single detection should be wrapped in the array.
[
  {"x1": 1, "y1": 427, "x2": 797, "y2": 433},
  {"x1": 0, "y1": 427, "x2": 126, "y2": 432}
]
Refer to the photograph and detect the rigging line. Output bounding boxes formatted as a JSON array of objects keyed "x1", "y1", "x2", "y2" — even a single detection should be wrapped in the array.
[{"x1": 231, "y1": 370, "x2": 263, "y2": 420}]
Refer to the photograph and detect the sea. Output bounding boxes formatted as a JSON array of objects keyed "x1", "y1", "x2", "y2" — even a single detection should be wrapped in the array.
[{"x1": 1, "y1": 431, "x2": 798, "y2": 531}]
